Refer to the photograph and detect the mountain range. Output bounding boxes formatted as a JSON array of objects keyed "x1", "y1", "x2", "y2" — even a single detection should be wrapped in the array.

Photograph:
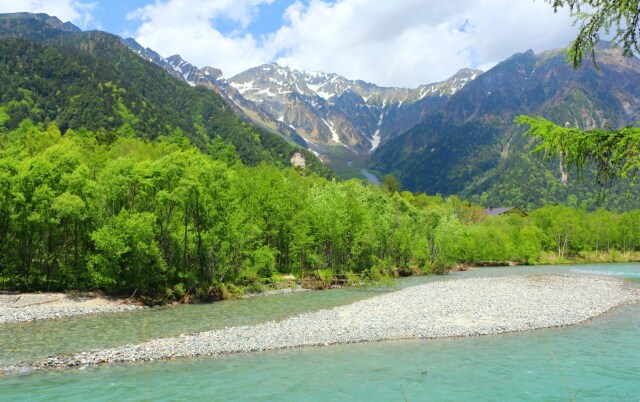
[
  {"x1": 121, "y1": 36, "x2": 482, "y2": 163},
  {"x1": 2, "y1": 12, "x2": 640, "y2": 210},
  {"x1": 228, "y1": 64, "x2": 480, "y2": 153},
  {"x1": 368, "y1": 46, "x2": 640, "y2": 209}
]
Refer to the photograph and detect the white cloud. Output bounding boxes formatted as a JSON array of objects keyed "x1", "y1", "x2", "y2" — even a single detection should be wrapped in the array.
[
  {"x1": 128, "y1": 0, "x2": 274, "y2": 76},
  {"x1": 270, "y1": 0, "x2": 577, "y2": 87},
  {"x1": 0, "y1": 0, "x2": 97, "y2": 28},
  {"x1": 129, "y1": 0, "x2": 578, "y2": 87}
]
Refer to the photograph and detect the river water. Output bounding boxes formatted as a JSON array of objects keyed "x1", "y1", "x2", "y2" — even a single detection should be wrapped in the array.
[
  {"x1": 2, "y1": 263, "x2": 639, "y2": 401},
  {"x1": 347, "y1": 160, "x2": 381, "y2": 185}
]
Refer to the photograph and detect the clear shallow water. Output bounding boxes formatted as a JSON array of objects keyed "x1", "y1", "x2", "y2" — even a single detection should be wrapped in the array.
[
  {"x1": 2, "y1": 263, "x2": 640, "y2": 401},
  {"x1": 0, "y1": 287, "x2": 398, "y2": 365}
]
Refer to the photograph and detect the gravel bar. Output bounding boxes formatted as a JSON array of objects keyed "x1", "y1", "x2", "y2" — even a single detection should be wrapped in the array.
[
  {"x1": 3, "y1": 275, "x2": 638, "y2": 374},
  {"x1": 242, "y1": 286, "x2": 311, "y2": 298},
  {"x1": 0, "y1": 293, "x2": 143, "y2": 325}
]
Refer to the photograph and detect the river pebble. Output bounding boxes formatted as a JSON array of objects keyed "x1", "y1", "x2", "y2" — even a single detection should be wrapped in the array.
[
  {"x1": 2, "y1": 275, "x2": 638, "y2": 374},
  {"x1": 0, "y1": 293, "x2": 143, "y2": 325},
  {"x1": 242, "y1": 286, "x2": 311, "y2": 298}
]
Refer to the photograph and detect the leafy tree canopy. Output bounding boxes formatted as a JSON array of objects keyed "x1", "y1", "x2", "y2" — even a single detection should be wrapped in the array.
[{"x1": 516, "y1": 115, "x2": 640, "y2": 184}]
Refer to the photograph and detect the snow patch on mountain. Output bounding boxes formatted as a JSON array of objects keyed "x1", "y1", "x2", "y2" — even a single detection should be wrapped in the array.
[
  {"x1": 369, "y1": 111, "x2": 386, "y2": 152},
  {"x1": 316, "y1": 89, "x2": 336, "y2": 100},
  {"x1": 370, "y1": 130, "x2": 381, "y2": 152},
  {"x1": 255, "y1": 87, "x2": 278, "y2": 97},
  {"x1": 322, "y1": 118, "x2": 341, "y2": 143},
  {"x1": 225, "y1": 63, "x2": 482, "y2": 154},
  {"x1": 230, "y1": 81, "x2": 255, "y2": 95},
  {"x1": 306, "y1": 81, "x2": 337, "y2": 100}
]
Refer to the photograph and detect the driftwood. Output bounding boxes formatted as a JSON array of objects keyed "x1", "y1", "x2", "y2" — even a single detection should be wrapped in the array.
[{"x1": 8, "y1": 295, "x2": 63, "y2": 308}]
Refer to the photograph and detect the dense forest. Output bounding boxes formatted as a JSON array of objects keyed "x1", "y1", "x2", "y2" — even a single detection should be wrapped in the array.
[
  {"x1": 0, "y1": 34, "x2": 330, "y2": 178},
  {"x1": 1, "y1": 122, "x2": 639, "y2": 303}
]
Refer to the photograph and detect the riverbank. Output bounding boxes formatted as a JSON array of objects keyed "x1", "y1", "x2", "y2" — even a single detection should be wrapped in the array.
[
  {"x1": 242, "y1": 286, "x2": 311, "y2": 299},
  {"x1": 453, "y1": 251, "x2": 640, "y2": 271},
  {"x1": 538, "y1": 250, "x2": 640, "y2": 265},
  {"x1": 0, "y1": 293, "x2": 143, "y2": 325},
  {"x1": 3, "y1": 274, "x2": 637, "y2": 374}
]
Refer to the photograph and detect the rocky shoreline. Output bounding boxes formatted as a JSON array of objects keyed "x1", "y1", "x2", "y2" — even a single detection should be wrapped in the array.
[
  {"x1": 0, "y1": 293, "x2": 143, "y2": 325},
  {"x1": 2, "y1": 275, "x2": 637, "y2": 375}
]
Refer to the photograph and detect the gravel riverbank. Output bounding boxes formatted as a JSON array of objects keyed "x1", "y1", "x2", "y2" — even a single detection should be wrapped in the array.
[
  {"x1": 242, "y1": 286, "x2": 311, "y2": 298},
  {"x1": 0, "y1": 293, "x2": 143, "y2": 325},
  {"x1": 3, "y1": 275, "x2": 638, "y2": 374}
]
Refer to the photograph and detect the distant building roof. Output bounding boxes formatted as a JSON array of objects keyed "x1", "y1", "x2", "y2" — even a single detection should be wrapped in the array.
[{"x1": 485, "y1": 207, "x2": 528, "y2": 217}]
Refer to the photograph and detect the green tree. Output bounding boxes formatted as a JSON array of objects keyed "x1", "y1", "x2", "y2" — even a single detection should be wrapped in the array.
[
  {"x1": 91, "y1": 210, "x2": 166, "y2": 295},
  {"x1": 587, "y1": 208, "x2": 616, "y2": 252},
  {"x1": 518, "y1": 1, "x2": 640, "y2": 185},
  {"x1": 546, "y1": 0, "x2": 640, "y2": 68},
  {"x1": 532, "y1": 205, "x2": 587, "y2": 257},
  {"x1": 517, "y1": 225, "x2": 544, "y2": 264},
  {"x1": 381, "y1": 174, "x2": 400, "y2": 194},
  {"x1": 516, "y1": 115, "x2": 640, "y2": 185}
]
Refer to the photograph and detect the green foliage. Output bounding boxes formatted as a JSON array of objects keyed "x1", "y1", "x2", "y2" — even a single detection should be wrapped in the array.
[
  {"x1": 0, "y1": 33, "x2": 330, "y2": 178},
  {"x1": 517, "y1": 115, "x2": 640, "y2": 185},
  {"x1": 546, "y1": 0, "x2": 640, "y2": 68},
  {"x1": 1, "y1": 124, "x2": 639, "y2": 299},
  {"x1": 91, "y1": 210, "x2": 166, "y2": 294},
  {"x1": 0, "y1": 124, "x2": 444, "y2": 297}
]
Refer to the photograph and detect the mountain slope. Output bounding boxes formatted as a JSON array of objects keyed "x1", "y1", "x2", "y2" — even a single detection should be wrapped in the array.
[
  {"x1": 228, "y1": 64, "x2": 481, "y2": 154},
  {"x1": 117, "y1": 36, "x2": 480, "y2": 178},
  {"x1": 122, "y1": 40, "x2": 310, "y2": 148},
  {"x1": 367, "y1": 45, "x2": 640, "y2": 210},
  {"x1": 0, "y1": 12, "x2": 79, "y2": 40},
  {"x1": 0, "y1": 13, "x2": 330, "y2": 176}
]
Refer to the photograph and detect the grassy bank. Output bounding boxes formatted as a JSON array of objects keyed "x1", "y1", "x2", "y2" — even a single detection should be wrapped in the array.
[{"x1": 538, "y1": 251, "x2": 640, "y2": 265}]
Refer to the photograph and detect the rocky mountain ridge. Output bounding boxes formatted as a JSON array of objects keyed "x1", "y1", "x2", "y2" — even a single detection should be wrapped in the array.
[
  {"x1": 120, "y1": 37, "x2": 482, "y2": 156},
  {"x1": 367, "y1": 44, "x2": 640, "y2": 209},
  {"x1": 122, "y1": 39, "x2": 309, "y2": 146},
  {"x1": 227, "y1": 64, "x2": 481, "y2": 154}
]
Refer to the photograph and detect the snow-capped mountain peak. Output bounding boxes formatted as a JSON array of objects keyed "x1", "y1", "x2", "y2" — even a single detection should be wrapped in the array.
[
  {"x1": 123, "y1": 38, "x2": 481, "y2": 155},
  {"x1": 227, "y1": 64, "x2": 482, "y2": 153}
]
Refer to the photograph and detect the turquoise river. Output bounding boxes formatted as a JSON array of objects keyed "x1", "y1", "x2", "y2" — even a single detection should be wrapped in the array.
[{"x1": 1, "y1": 263, "x2": 640, "y2": 401}]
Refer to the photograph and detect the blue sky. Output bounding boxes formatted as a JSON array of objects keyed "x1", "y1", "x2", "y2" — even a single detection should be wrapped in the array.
[
  {"x1": 90, "y1": 0, "x2": 300, "y2": 38},
  {"x1": 93, "y1": 0, "x2": 150, "y2": 35},
  {"x1": 0, "y1": 0, "x2": 577, "y2": 87}
]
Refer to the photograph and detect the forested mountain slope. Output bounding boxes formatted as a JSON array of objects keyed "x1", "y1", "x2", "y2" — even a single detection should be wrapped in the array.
[
  {"x1": 0, "y1": 13, "x2": 330, "y2": 176},
  {"x1": 3, "y1": 12, "x2": 640, "y2": 210},
  {"x1": 367, "y1": 45, "x2": 640, "y2": 210}
]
